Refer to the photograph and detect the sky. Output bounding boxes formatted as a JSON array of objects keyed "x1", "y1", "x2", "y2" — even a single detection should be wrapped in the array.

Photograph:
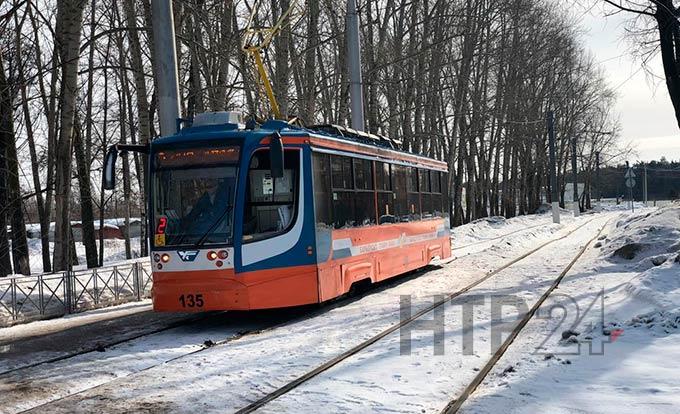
[{"x1": 578, "y1": 3, "x2": 680, "y2": 162}]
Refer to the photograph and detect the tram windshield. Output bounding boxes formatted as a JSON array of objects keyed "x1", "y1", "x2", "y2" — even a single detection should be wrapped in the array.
[{"x1": 152, "y1": 146, "x2": 240, "y2": 247}]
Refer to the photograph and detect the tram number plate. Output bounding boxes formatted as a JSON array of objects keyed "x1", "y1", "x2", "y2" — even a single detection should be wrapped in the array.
[{"x1": 179, "y1": 294, "x2": 204, "y2": 308}]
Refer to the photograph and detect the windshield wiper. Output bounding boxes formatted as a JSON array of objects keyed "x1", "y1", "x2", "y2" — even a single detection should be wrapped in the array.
[{"x1": 195, "y1": 204, "x2": 234, "y2": 248}]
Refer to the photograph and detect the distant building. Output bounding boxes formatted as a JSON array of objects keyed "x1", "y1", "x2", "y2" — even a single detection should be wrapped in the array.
[{"x1": 23, "y1": 218, "x2": 142, "y2": 242}]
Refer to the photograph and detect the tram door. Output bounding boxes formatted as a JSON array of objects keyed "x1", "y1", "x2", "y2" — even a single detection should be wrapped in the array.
[{"x1": 240, "y1": 149, "x2": 305, "y2": 268}]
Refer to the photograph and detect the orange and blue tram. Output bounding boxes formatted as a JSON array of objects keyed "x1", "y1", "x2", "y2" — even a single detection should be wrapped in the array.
[{"x1": 107, "y1": 113, "x2": 451, "y2": 311}]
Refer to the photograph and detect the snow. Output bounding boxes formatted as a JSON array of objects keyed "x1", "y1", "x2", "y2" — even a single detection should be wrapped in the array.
[
  {"x1": 23, "y1": 217, "x2": 142, "y2": 233},
  {"x1": 2, "y1": 205, "x2": 679, "y2": 413},
  {"x1": 0, "y1": 212, "x2": 595, "y2": 412},
  {"x1": 460, "y1": 203, "x2": 680, "y2": 413},
  {"x1": 1, "y1": 239, "x2": 150, "y2": 328},
  {"x1": 22, "y1": 237, "x2": 144, "y2": 275},
  {"x1": 0, "y1": 300, "x2": 152, "y2": 345}
]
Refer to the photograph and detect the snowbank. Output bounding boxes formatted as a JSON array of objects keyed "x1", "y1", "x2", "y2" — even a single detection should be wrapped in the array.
[
  {"x1": 463, "y1": 204, "x2": 680, "y2": 413},
  {"x1": 23, "y1": 237, "x2": 143, "y2": 274},
  {"x1": 597, "y1": 203, "x2": 680, "y2": 333}
]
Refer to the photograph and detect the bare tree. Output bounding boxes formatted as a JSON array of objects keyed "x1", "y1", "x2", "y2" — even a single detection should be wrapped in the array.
[
  {"x1": 53, "y1": 0, "x2": 87, "y2": 271},
  {"x1": 603, "y1": 0, "x2": 680, "y2": 129}
]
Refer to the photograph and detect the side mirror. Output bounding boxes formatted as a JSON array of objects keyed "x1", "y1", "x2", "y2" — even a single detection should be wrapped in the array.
[
  {"x1": 270, "y1": 132, "x2": 284, "y2": 178},
  {"x1": 103, "y1": 146, "x2": 118, "y2": 190},
  {"x1": 103, "y1": 144, "x2": 149, "y2": 190}
]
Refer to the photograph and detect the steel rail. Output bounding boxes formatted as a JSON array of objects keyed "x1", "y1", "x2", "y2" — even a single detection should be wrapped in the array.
[
  {"x1": 451, "y1": 221, "x2": 551, "y2": 251},
  {"x1": 16, "y1": 315, "x2": 288, "y2": 414},
  {"x1": 15, "y1": 264, "x2": 442, "y2": 414},
  {"x1": 0, "y1": 312, "x2": 209, "y2": 377},
  {"x1": 5, "y1": 216, "x2": 543, "y2": 379},
  {"x1": 441, "y1": 217, "x2": 610, "y2": 413},
  {"x1": 13, "y1": 216, "x2": 593, "y2": 414},
  {"x1": 234, "y1": 216, "x2": 599, "y2": 414}
]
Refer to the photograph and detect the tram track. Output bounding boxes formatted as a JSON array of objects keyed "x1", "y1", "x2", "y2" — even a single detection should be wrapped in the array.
[
  {"x1": 0, "y1": 312, "x2": 209, "y2": 377},
  {"x1": 3, "y1": 216, "x2": 553, "y2": 379},
  {"x1": 12, "y1": 313, "x2": 293, "y2": 414},
  {"x1": 5, "y1": 215, "x2": 592, "y2": 414},
  {"x1": 233, "y1": 215, "x2": 604, "y2": 414},
  {"x1": 4, "y1": 262, "x2": 432, "y2": 382},
  {"x1": 450, "y1": 221, "x2": 552, "y2": 252},
  {"x1": 440, "y1": 217, "x2": 610, "y2": 413},
  {"x1": 8, "y1": 266, "x2": 450, "y2": 414}
]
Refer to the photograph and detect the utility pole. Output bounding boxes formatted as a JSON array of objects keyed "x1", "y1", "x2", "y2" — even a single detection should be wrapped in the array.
[
  {"x1": 346, "y1": 0, "x2": 365, "y2": 132},
  {"x1": 571, "y1": 137, "x2": 579, "y2": 217},
  {"x1": 595, "y1": 151, "x2": 601, "y2": 203},
  {"x1": 152, "y1": 0, "x2": 181, "y2": 137},
  {"x1": 643, "y1": 163, "x2": 648, "y2": 206},
  {"x1": 547, "y1": 111, "x2": 560, "y2": 224},
  {"x1": 625, "y1": 161, "x2": 634, "y2": 213}
]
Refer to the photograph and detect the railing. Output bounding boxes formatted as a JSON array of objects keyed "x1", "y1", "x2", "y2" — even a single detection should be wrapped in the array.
[{"x1": 0, "y1": 260, "x2": 152, "y2": 327}]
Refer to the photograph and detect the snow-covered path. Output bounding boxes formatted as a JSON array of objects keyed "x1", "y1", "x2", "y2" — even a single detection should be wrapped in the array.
[
  {"x1": 459, "y1": 206, "x2": 680, "y2": 414},
  {"x1": 258, "y1": 215, "x2": 611, "y2": 413}
]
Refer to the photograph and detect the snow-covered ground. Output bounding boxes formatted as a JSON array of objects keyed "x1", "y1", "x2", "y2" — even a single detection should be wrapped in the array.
[
  {"x1": 23, "y1": 237, "x2": 143, "y2": 275},
  {"x1": 460, "y1": 203, "x2": 680, "y2": 414},
  {"x1": 1, "y1": 236, "x2": 148, "y2": 327},
  {"x1": 1, "y1": 206, "x2": 678, "y2": 413}
]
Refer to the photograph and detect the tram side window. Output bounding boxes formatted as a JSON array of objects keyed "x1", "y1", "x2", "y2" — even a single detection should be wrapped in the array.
[
  {"x1": 375, "y1": 162, "x2": 391, "y2": 191},
  {"x1": 420, "y1": 169, "x2": 433, "y2": 217},
  {"x1": 431, "y1": 170, "x2": 441, "y2": 193},
  {"x1": 354, "y1": 158, "x2": 373, "y2": 190},
  {"x1": 441, "y1": 172, "x2": 450, "y2": 217},
  {"x1": 430, "y1": 170, "x2": 443, "y2": 217},
  {"x1": 331, "y1": 155, "x2": 353, "y2": 189},
  {"x1": 376, "y1": 162, "x2": 394, "y2": 224},
  {"x1": 392, "y1": 165, "x2": 409, "y2": 221},
  {"x1": 312, "y1": 153, "x2": 332, "y2": 226},
  {"x1": 353, "y1": 158, "x2": 376, "y2": 226},
  {"x1": 407, "y1": 167, "x2": 421, "y2": 220},
  {"x1": 332, "y1": 191, "x2": 355, "y2": 228},
  {"x1": 331, "y1": 155, "x2": 354, "y2": 228},
  {"x1": 243, "y1": 149, "x2": 299, "y2": 241}
]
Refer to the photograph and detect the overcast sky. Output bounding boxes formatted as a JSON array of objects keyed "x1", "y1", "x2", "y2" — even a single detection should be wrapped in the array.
[{"x1": 578, "y1": 3, "x2": 680, "y2": 162}]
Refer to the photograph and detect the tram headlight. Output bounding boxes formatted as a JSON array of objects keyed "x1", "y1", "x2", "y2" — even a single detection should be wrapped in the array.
[
  {"x1": 207, "y1": 251, "x2": 218, "y2": 261},
  {"x1": 217, "y1": 250, "x2": 229, "y2": 259},
  {"x1": 153, "y1": 254, "x2": 160, "y2": 262},
  {"x1": 161, "y1": 253, "x2": 171, "y2": 263}
]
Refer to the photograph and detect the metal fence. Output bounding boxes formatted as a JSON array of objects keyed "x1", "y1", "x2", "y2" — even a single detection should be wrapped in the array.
[{"x1": 0, "y1": 260, "x2": 152, "y2": 327}]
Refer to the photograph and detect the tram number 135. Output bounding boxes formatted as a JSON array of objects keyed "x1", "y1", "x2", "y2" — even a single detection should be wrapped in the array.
[{"x1": 179, "y1": 294, "x2": 204, "y2": 308}]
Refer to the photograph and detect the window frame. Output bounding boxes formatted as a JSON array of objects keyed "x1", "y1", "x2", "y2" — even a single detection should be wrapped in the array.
[
  {"x1": 310, "y1": 147, "x2": 449, "y2": 227},
  {"x1": 312, "y1": 152, "x2": 333, "y2": 227},
  {"x1": 242, "y1": 147, "x2": 302, "y2": 244},
  {"x1": 375, "y1": 161, "x2": 394, "y2": 224}
]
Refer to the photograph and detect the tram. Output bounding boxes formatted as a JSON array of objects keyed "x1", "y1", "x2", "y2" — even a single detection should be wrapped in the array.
[{"x1": 104, "y1": 112, "x2": 451, "y2": 311}]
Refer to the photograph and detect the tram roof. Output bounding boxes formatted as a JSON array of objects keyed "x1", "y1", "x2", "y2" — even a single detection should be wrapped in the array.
[{"x1": 151, "y1": 118, "x2": 448, "y2": 172}]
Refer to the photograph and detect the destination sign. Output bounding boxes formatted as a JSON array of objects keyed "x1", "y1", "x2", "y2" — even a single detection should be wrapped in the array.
[{"x1": 155, "y1": 146, "x2": 240, "y2": 168}]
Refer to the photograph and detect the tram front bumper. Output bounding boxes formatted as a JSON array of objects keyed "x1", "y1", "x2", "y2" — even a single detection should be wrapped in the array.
[{"x1": 152, "y1": 274, "x2": 250, "y2": 312}]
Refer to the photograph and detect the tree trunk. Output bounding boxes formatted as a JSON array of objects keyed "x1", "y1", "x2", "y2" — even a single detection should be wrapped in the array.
[
  {"x1": 73, "y1": 116, "x2": 99, "y2": 268},
  {"x1": 53, "y1": 0, "x2": 87, "y2": 271},
  {"x1": 28, "y1": 4, "x2": 56, "y2": 273},
  {"x1": 654, "y1": 1, "x2": 680, "y2": 130},
  {"x1": 272, "y1": 0, "x2": 291, "y2": 118},
  {"x1": 0, "y1": 50, "x2": 30, "y2": 275},
  {"x1": 116, "y1": 27, "x2": 133, "y2": 260},
  {"x1": 16, "y1": 9, "x2": 50, "y2": 273},
  {"x1": 123, "y1": 0, "x2": 150, "y2": 257},
  {"x1": 0, "y1": 56, "x2": 14, "y2": 277},
  {"x1": 302, "y1": 0, "x2": 319, "y2": 122}
]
